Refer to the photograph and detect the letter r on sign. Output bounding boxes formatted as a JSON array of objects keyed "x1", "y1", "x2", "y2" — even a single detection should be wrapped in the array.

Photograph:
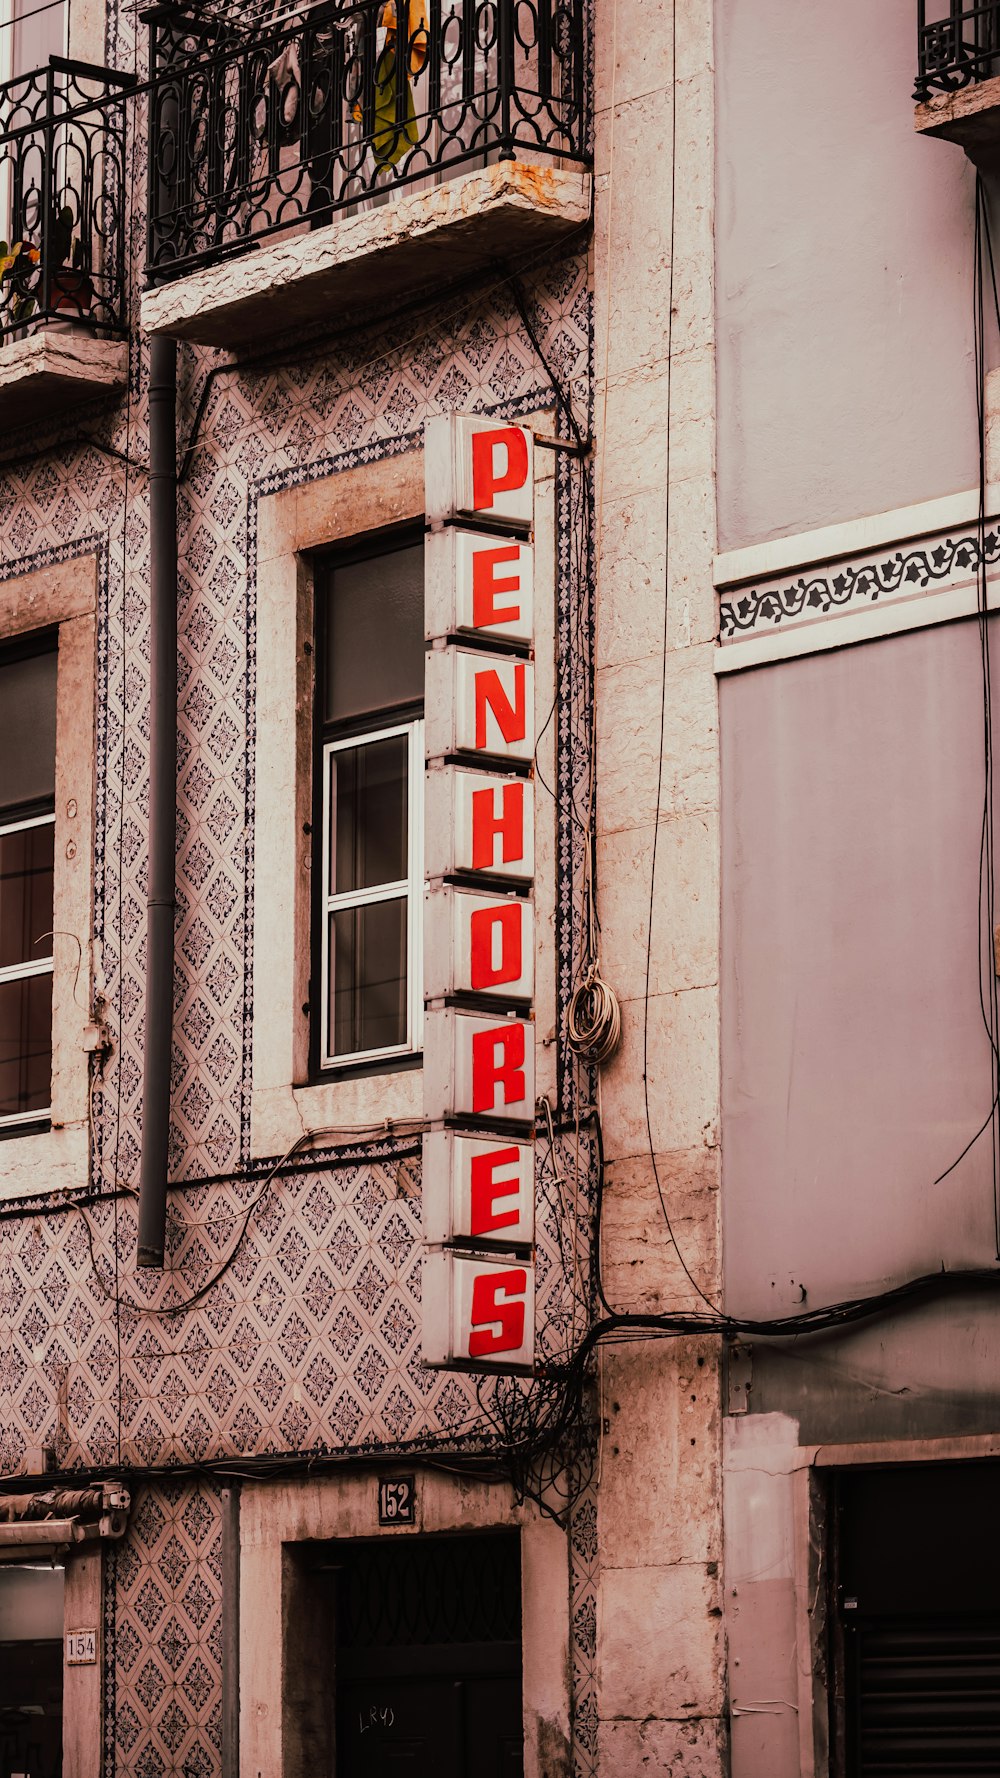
[{"x1": 471, "y1": 1023, "x2": 526, "y2": 1113}]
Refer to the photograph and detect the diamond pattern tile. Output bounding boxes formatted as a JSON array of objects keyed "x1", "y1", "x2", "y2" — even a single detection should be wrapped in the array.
[{"x1": 1, "y1": 62, "x2": 598, "y2": 1773}]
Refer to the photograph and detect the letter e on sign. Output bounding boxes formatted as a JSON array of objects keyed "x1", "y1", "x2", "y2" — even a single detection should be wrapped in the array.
[
  {"x1": 459, "y1": 532, "x2": 533, "y2": 645},
  {"x1": 421, "y1": 1130, "x2": 534, "y2": 1246}
]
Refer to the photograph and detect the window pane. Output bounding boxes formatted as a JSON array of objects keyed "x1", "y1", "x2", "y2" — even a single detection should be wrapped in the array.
[
  {"x1": 0, "y1": 970, "x2": 52, "y2": 1117},
  {"x1": 330, "y1": 898, "x2": 407, "y2": 1056},
  {"x1": 330, "y1": 734, "x2": 408, "y2": 895},
  {"x1": 323, "y1": 542, "x2": 424, "y2": 725},
  {"x1": 0, "y1": 645, "x2": 57, "y2": 815},
  {"x1": 13, "y1": 0, "x2": 66, "y2": 74},
  {"x1": 0, "y1": 820, "x2": 54, "y2": 970},
  {"x1": 0, "y1": 1566, "x2": 64, "y2": 1778}
]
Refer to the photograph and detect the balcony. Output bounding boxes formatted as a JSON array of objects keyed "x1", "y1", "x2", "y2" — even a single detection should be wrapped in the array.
[
  {"x1": 140, "y1": 0, "x2": 592, "y2": 349},
  {"x1": 914, "y1": 2, "x2": 1000, "y2": 167},
  {"x1": 0, "y1": 59, "x2": 133, "y2": 427}
]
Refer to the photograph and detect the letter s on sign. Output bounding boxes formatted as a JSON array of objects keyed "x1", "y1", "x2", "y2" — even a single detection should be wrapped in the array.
[{"x1": 468, "y1": 1268, "x2": 527, "y2": 1357}]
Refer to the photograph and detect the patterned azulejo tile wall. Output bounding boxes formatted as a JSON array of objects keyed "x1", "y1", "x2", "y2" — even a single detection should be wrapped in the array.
[{"x1": 1, "y1": 12, "x2": 599, "y2": 1763}]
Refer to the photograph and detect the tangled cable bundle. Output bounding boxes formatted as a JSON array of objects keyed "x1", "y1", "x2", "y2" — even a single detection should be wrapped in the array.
[{"x1": 567, "y1": 966, "x2": 621, "y2": 1065}]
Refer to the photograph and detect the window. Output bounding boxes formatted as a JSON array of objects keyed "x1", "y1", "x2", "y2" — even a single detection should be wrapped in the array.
[
  {"x1": 315, "y1": 535, "x2": 424, "y2": 1071},
  {"x1": 0, "y1": 636, "x2": 57, "y2": 1129},
  {"x1": 0, "y1": 0, "x2": 67, "y2": 83},
  {"x1": 0, "y1": 1561, "x2": 64, "y2": 1778}
]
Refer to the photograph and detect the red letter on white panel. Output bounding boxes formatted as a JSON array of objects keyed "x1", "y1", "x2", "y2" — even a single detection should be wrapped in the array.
[
  {"x1": 470, "y1": 1146, "x2": 524, "y2": 1238},
  {"x1": 420, "y1": 1250, "x2": 535, "y2": 1371},
  {"x1": 472, "y1": 542, "x2": 524, "y2": 630},
  {"x1": 421, "y1": 1132, "x2": 534, "y2": 1247},
  {"x1": 472, "y1": 1022, "x2": 526, "y2": 1114},
  {"x1": 475, "y1": 662, "x2": 526, "y2": 751},
  {"x1": 471, "y1": 778, "x2": 528, "y2": 872},
  {"x1": 468, "y1": 1267, "x2": 528, "y2": 1358},
  {"x1": 469, "y1": 902, "x2": 523, "y2": 992},
  {"x1": 471, "y1": 426, "x2": 530, "y2": 514}
]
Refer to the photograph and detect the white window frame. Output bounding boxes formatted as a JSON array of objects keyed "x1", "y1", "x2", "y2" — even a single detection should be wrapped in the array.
[
  {"x1": 319, "y1": 715, "x2": 424, "y2": 1071},
  {"x1": 0, "y1": 804, "x2": 55, "y2": 1128}
]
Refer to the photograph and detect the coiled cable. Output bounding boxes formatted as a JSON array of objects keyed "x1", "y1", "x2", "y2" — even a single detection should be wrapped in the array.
[{"x1": 567, "y1": 965, "x2": 621, "y2": 1065}]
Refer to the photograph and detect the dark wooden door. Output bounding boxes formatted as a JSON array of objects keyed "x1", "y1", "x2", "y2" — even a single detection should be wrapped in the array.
[
  {"x1": 338, "y1": 1672, "x2": 523, "y2": 1776},
  {"x1": 333, "y1": 1532, "x2": 524, "y2": 1778}
]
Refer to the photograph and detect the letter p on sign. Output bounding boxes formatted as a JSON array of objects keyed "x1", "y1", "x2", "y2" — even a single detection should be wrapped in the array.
[{"x1": 424, "y1": 415, "x2": 534, "y2": 529}]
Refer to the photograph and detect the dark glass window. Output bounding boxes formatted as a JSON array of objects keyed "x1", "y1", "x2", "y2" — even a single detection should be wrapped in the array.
[
  {"x1": 0, "y1": 636, "x2": 57, "y2": 1125},
  {"x1": 317, "y1": 537, "x2": 423, "y2": 1069},
  {"x1": 323, "y1": 542, "x2": 424, "y2": 726}
]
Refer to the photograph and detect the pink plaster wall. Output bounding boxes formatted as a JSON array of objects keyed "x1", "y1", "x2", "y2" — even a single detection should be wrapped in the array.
[
  {"x1": 716, "y1": 0, "x2": 980, "y2": 550},
  {"x1": 721, "y1": 619, "x2": 1000, "y2": 1321}
]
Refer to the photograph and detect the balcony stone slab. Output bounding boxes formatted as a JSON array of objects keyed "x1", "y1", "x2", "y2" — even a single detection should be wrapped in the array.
[
  {"x1": 140, "y1": 161, "x2": 593, "y2": 350},
  {"x1": 0, "y1": 330, "x2": 129, "y2": 428},
  {"x1": 915, "y1": 75, "x2": 1000, "y2": 171}
]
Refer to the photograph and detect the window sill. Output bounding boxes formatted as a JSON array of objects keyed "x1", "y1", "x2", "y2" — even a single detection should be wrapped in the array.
[
  {"x1": 313, "y1": 1049, "x2": 423, "y2": 1086},
  {"x1": 0, "y1": 1120, "x2": 89, "y2": 1201},
  {"x1": 251, "y1": 1066, "x2": 423, "y2": 1162},
  {"x1": 0, "y1": 330, "x2": 128, "y2": 428},
  {"x1": 0, "y1": 1115, "x2": 51, "y2": 1142},
  {"x1": 140, "y1": 162, "x2": 592, "y2": 351}
]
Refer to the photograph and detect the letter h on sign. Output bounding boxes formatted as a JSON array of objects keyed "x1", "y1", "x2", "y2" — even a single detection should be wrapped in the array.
[{"x1": 422, "y1": 414, "x2": 538, "y2": 1374}]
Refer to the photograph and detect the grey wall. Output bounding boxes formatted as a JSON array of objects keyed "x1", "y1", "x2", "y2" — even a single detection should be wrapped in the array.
[{"x1": 716, "y1": 0, "x2": 979, "y2": 550}]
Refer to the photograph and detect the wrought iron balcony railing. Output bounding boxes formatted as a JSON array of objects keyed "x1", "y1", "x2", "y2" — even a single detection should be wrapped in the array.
[
  {"x1": 915, "y1": 1, "x2": 1000, "y2": 100},
  {"x1": 145, "y1": 0, "x2": 589, "y2": 284},
  {"x1": 0, "y1": 59, "x2": 135, "y2": 344}
]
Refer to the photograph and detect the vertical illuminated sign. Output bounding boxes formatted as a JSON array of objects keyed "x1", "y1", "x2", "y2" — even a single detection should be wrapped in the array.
[{"x1": 422, "y1": 415, "x2": 537, "y2": 1374}]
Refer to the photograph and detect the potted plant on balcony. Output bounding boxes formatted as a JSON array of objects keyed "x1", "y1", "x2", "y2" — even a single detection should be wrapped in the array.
[
  {"x1": 46, "y1": 206, "x2": 95, "y2": 320},
  {"x1": 0, "y1": 238, "x2": 41, "y2": 335},
  {"x1": 0, "y1": 207, "x2": 94, "y2": 336}
]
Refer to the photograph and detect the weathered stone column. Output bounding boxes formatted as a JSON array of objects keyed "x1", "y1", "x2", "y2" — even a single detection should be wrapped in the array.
[{"x1": 591, "y1": 0, "x2": 725, "y2": 1769}]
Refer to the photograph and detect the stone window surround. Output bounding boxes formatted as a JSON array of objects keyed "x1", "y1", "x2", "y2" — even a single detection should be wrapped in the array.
[
  {"x1": 251, "y1": 414, "x2": 558, "y2": 1161},
  {"x1": 0, "y1": 554, "x2": 98, "y2": 1200},
  {"x1": 238, "y1": 1468, "x2": 571, "y2": 1778}
]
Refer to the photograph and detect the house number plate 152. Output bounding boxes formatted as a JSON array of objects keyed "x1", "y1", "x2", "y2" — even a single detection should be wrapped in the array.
[{"x1": 378, "y1": 1477, "x2": 416, "y2": 1525}]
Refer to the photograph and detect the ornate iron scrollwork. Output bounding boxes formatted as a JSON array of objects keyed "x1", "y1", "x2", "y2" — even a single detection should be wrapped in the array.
[
  {"x1": 915, "y1": 2, "x2": 1000, "y2": 101},
  {"x1": 146, "y1": 0, "x2": 590, "y2": 284},
  {"x1": 0, "y1": 57, "x2": 134, "y2": 343}
]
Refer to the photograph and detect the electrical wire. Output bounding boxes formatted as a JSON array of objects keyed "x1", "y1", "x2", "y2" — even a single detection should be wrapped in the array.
[
  {"x1": 637, "y1": 0, "x2": 722, "y2": 1317},
  {"x1": 0, "y1": 0, "x2": 65, "y2": 42},
  {"x1": 974, "y1": 173, "x2": 1000, "y2": 1257},
  {"x1": 108, "y1": 53, "x2": 136, "y2": 1468}
]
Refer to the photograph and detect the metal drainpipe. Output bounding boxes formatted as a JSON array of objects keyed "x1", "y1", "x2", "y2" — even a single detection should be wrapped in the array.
[{"x1": 137, "y1": 335, "x2": 178, "y2": 1268}]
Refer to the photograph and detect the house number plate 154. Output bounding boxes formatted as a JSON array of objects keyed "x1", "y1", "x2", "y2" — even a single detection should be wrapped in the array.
[
  {"x1": 378, "y1": 1477, "x2": 416, "y2": 1525},
  {"x1": 66, "y1": 1629, "x2": 97, "y2": 1664}
]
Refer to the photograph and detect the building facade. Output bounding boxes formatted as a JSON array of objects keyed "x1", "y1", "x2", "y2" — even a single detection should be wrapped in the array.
[{"x1": 3, "y1": 0, "x2": 1000, "y2": 1775}]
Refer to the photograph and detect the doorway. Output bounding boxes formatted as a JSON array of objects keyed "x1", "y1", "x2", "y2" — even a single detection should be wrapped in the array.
[
  {"x1": 832, "y1": 1461, "x2": 1000, "y2": 1776},
  {"x1": 332, "y1": 1530, "x2": 523, "y2": 1777},
  {"x1": 0, "y1": 1563, "x2": 64, "y2": 1778}
]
